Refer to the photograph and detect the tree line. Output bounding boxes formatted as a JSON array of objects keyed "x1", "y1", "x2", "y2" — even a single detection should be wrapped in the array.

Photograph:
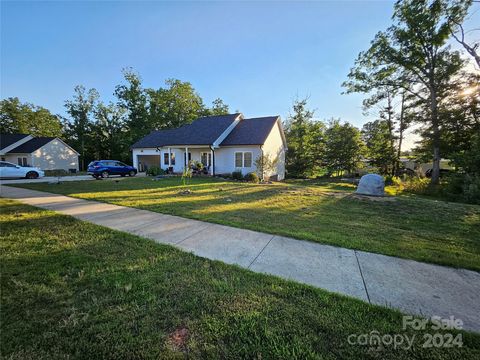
[
  {"x1": 284, "y1": 97, "x2": 398, "y2": 178},
  {"x1": 343, "y1": 0, "x2": 479, "y2": 187},
  {"x1": 1, "y1": 68, "x2": 229, "y2": 169},
  {"x1": 1, "y1": 0, "x2": 478, "y2": 197},
  {"x1": 284, "y1": 0, "x2": 479, "y2": 199}
]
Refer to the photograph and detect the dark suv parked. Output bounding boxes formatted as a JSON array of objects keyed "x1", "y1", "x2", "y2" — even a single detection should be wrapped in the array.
[{"x1": 87, "y1": 160, "x2": 137, "y2": 178}]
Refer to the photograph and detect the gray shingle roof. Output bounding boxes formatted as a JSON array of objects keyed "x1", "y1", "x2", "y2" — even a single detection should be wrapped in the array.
[
  {"x1": 220, "y1": 116, "x2": 279, "y2": 146},
  {"x1": 131, "y1": 113, "x2": 241, "y2": 148},
  {"x1": 7, "y1": 137, "x2": 55, "y2": 153},
  {"x1": 0, "y1": 133, "x2": 29, "y2": 150}
]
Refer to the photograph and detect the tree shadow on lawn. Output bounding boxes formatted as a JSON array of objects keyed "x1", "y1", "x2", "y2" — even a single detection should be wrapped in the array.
[
  {"x1": 12, "y1": 181, "x2": 480, "y2": 269},
  {"x1": 133, "y1": 192, "x2": 480, "y2": 270},
  {"x1": 2, "y1": 201, "x2": 480, "y2": 359},
  {"x1": 75, "y1": 183, "x2": 480, "y2": 270}
]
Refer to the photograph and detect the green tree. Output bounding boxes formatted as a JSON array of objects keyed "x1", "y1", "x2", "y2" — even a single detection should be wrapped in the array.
[
  {"x1": 207, "y1": 98, "x2": 230, "y2": 116},
  {"x1": 115, "y1": 68, "x2": 149, "y2": 143},
  {"x1": 345, "y1": 0, "x2": 472, "y2": 185},
  {"x1": 254, "y1": 153, "x2": 278, "y2": 181},
  {"x1": 64, "y1": 86, "x2": 99, "y2": 170},
  {"x1": 414, "y1": 72, "x2": 480, "y2": 167},
  {"x1": 147, "y1": 79, "x2": 205, "y2": 129},
  {"x1": 324, "y1": 119, "x2": 365, "y2": 176},
  {"x1": 284, "y1": 98, "x2": 325, "y2": 177},
  {"x1": 92, "y1": 102, "x2": 127, "y2": 161},
  {"x1": 362, "y1": 120, "x2": 396, "y2": 174},
  {"x1": 0, "y1": 97, "x2": 63, "y2": 137}
]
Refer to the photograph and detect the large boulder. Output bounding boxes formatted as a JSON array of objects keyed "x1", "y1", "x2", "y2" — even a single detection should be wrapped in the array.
[{"x1": 356, "y1": 174, "x2": 385, "y2": 196}]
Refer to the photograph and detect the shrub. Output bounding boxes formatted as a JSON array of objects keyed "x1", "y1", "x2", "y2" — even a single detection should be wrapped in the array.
[
  {"x1": 146, "y1": 166, "x2": 165, "y2": 176},
  {"x1": 232, "y1": 171, "x2": 243, "y2": 180},
  {"x1": 436, "y1": 174, "x2": 480, "y2": 204},
  {"x1": 244, "y1": 172, "x2": 259, "y2": 183},
  {"x1": 44, "y1": 169, "x2": 68, "y2": 177},
  {"x1": 384, "y1": 175, "x2": 402, "y2": 186},
  {"x1": 402, "y1": 177, "x2": 430, "y2": 194},
  {"x1": 181, "y1": 167, "x2": 192, "y2": 187},
  {"x1": 462, "y1": 174, "x2": 480, "y2": 205},
  {"x1": 195, "y1": 161, "x2": 203, "y2": 170}
]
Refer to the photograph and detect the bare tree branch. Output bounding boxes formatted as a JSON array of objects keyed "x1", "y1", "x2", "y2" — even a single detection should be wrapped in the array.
[{"x1": 451, "y1": 22, "x2": 480, "y2": 68}]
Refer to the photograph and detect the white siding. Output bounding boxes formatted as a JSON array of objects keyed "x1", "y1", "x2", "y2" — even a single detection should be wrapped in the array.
[
  {"x1": 261, "y1": 120, "x2": 286, "y2": 180},
  {"x1": 31, "y1": 139, "x2": 79, "y2": 171},
  {"x1": 134, "y1": 147, "x2": 213, "y2": 173},
  {"x1": 214, "y1": 146, "x2": 261, "y2": 176},
  {"x1": 131, "y1": 120, "x2": 287, "y2": 179},
  {"x1": 3, "y1": 154, "x2": 33, "y2": 166}
]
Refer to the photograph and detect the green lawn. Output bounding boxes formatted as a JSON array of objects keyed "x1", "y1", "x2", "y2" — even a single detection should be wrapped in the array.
[
  {"x1": 2, "y1": 198, "x2": 479, "y2": 359},
  {"x1": 13, "y1": 176, "x2": 480, "y2": 271}
]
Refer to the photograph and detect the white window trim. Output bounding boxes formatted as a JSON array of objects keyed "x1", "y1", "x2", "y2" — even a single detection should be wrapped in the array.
[
  {"x1": 17, "y1": 157, "x2": 28, "y2": 166},
  {"x1": 234, "y1": 151, "x2": 253, "y2": 168},
  {"x1": 163, "y1": 151, "x2": 175, "y2": 166}
]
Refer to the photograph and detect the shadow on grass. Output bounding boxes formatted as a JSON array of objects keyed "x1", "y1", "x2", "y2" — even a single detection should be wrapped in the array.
[
  {"x1": 2, "y1": 199, "x2": 480, "y2": 359},
  {"x1": 8, "y1": 179, "x2": 480, "y2": 271}
]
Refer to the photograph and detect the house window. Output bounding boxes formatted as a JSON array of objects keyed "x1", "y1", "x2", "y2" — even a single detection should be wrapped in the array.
[
  {"x1": 17, "y1": 157, "x2": 28, "y2": 166},
  {"x1": 235, "y1": 152, "x2": 243, "y2": 167},
  {"x1": 234, "y1": 152, "x2": 253, "y2": 168},
  {"x1": 163, "y1": 152, "x2": 175, "y2": 165},
  {"x1": 244, "y1": 152, "x2": 252, "y2": 167},
  {"x1": 1, "y1": 157, "x2": 5, "y2": 161}
]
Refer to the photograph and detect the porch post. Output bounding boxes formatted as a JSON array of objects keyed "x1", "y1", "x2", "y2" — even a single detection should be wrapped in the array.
[
  {"x1": 185, "y1": 147, "x2": 189, "y2": 168},
  {"x1": 168, "y1": 147, "x2": 171, "y2": 167},
  {"x1": 132, "y1": 150, "x2": 138, "y2": 170},
  {"x1": 210, "y1": 149, "x2": 214, "y2": 175}
]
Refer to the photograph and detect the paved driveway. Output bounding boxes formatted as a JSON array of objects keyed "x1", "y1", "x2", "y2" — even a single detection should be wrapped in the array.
[
  {"x1": 0, "y1": 175, "x2": 93, "y2": 184},
  {"x1": 2, "y1": 185, "x2": 479, "y2": 333},
  {"x1": 0, "y1": 172, "x2": 146, "y2": 185}
]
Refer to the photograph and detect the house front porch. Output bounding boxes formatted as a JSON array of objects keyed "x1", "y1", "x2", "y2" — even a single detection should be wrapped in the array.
[{"x1": 133, "y1": 146, "x2": 214, "y2": 175}]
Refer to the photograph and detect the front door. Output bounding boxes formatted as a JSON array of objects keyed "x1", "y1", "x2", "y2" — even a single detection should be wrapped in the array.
[{"x1": 184, "y1": 152, "x2": 191, "y2": 166}]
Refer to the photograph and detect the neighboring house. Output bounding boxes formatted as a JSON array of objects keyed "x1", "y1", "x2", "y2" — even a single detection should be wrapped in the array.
[
  {"x1": 131, "y1": 113, "x2": 287, "y2": 180},
  {"x1": 0, "y1": 133, "x2": 79, "y2": 171},
  {"x1": 399, "y1": 157, "x2": 454, "y2": 174}
]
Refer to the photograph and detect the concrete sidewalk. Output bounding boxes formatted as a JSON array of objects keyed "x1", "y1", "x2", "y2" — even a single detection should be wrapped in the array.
[{"x1": 2, "y1": 185, "x2": 479, "y2": 332}]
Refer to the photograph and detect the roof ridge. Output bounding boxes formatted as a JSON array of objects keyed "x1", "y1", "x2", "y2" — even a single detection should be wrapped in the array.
[{"x1": 243, "y1": 115, "x2": 280, "y2": 120}]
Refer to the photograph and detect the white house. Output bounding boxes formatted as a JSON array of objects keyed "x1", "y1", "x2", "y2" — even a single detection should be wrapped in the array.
[
  {"x1": 131, "y1": 113, "x2": 287, "y2": 180},
  {"x1": 0, "y1": 133, "x2": 79, "y2": 171}
]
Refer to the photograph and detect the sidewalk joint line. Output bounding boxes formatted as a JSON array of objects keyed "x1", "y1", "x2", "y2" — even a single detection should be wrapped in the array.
[
  {"x1": 128, "y1": 217, "x2": 168, "y2": 232},
  {"x1": 175, "y1": 224, "x2": 214, "y2": 245},
  {"x1": 247, "y1": 235, "x2": 275, "y2": 269},
  {"x1": 354, "y1": 250, "x2": 371, "y2": 304}
]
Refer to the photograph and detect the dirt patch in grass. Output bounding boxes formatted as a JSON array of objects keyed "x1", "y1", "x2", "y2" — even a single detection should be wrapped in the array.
[
  {"x1": 168, "y1": 327, "x2": 189, "y2": 351},
  {"x1": 349, "y1": 193, "x2": 397, "y2": 202}
]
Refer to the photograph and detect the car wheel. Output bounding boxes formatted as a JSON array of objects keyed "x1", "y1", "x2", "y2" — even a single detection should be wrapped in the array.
[
  {"x1": 129, "y1": 170, "x2": 136, "y2": 177},
  {"x1": 101, "y1": 171, "x2": 109, "y2": 178},
  {"x1": 26, "y1": 171, "x2": 39, "y2": 179}
]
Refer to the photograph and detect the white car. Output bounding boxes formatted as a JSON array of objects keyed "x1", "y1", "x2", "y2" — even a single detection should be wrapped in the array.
[{"x1": 0, "y1": 161, "x2": 45, "y2": 179}]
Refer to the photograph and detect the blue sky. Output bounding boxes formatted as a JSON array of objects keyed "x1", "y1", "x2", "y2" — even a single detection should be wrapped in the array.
[{"x1": 1, "y1": 1, "x2": 478, "y2": 148}]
